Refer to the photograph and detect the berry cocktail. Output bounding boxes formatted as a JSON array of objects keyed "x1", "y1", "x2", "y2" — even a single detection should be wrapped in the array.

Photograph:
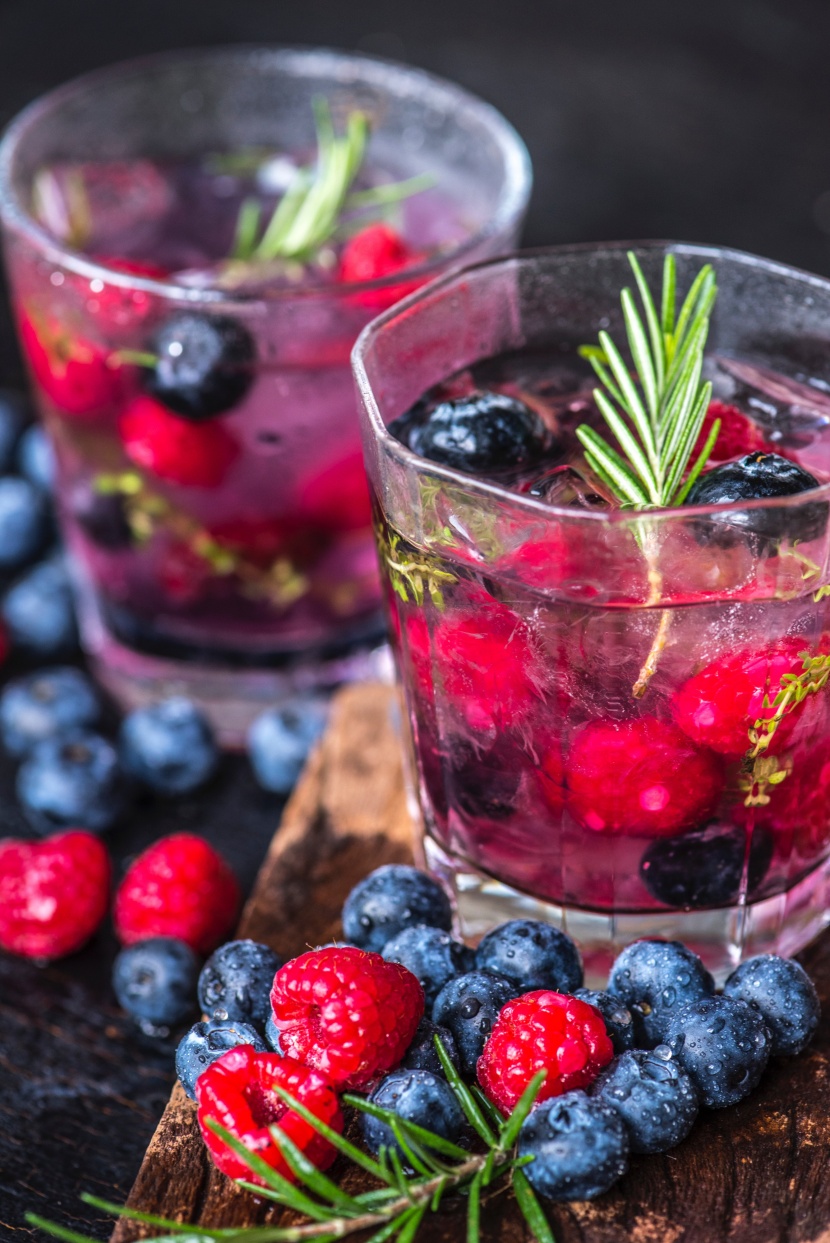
[
  {"x1": 0, "y1": 49, "x2": 530, "y2": 737},
  {"x1": 354, "y1": 243, "x2": 830, "y2": 980}
]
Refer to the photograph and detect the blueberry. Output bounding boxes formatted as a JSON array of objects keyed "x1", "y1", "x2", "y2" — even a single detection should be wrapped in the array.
[
  {"x1": 247, "y1": 697, "x2": 329, "y2": 795},
  {"x1": 17, "y1": 425, "x2": 55, "y2": 491},
  {"x1": 119, "y1": 698, "x2": 218, "y2": 796},
  {"x1": 607, "y1": 940, "x2": 715, "y2": 1048},
  {"x1": 17, "y1": 729, "x2": 129, "y2": 834},
  {"x1": 401, "y1": 1017, "x2": 461, "y2": 1078},
  {"x1": 342, "y1": 864, "x2": 452, "y2": 953},
  {"x1": 198, "y1": 939, "x2": 282, "y2": 1028},
  {"x1": 517, "y1": 1090, "x2": 629, "y2": 1201},
  {"x1": 72, "y1": 485, "x2": 133, "y2": 550},
  {"x1": 382, "y1": 925, "x2": 474, "y2": 1009},
  {"x1": 361, "y1": 1069, "x2": 466, "y2": 1163},
  {"x1": 0, "y1": 477, "x2": 50, "y2": 570},
  {"x1": 592, "y1": 1047, "x2": 698, "y2": 1153},
  {"x1": 113, "y1": 937, "x2": 199, "y2": 1032},
  {"x1": 685, "y1": 452, "x2": 827, "y2": 545},
  {"x1": 264, "y1": 1013, "x2": 283, "y2": 1054},
  {"x1": 0, "y1": 392, "x2": 28, "y2": 472},
  {"x1": 391, "y1": 390, "x2": 552, "y2": 476},
  {"x1": 145, "y1": 313, "x2": 256, "y2": 420},
  {"x1": 574, "y1": 989, "x2": 636, "y2": 1054},
  {"x1": 0, "y1": 667, "x2": 100, "y2": 757},
  {"x1": 445, "y1": 736, "x2": 522, "y2": 820},
  {"x1": 664, "y1": 994, "x2": 771, "y2": 1108},
  {"x1": 432, "y1": 971, "x2": 517, "y2": 1077},
  {"x1": 176, "y1": 1017, "x2": 267, "y2": 1099},
  {"x1": 474, "y1": 920, "x2": 583, "y2": 994},
  {"x1": 640, "y1": 823, "x2": 773, "y2": 909},
  {"x1": 2, "y1": 557, "x2": 78, "y2": 655},
  {"x1": 723, "y1": 955, "x2": 820, "y2": 1056}
]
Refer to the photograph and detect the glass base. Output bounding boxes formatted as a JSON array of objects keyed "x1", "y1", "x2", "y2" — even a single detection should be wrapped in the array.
[
  {"x1": 423, "y1": 835, "x2": 830, "y2": 986},
  {"x1": 82, "y1": 603, "x2": 393, "y2": 748}
]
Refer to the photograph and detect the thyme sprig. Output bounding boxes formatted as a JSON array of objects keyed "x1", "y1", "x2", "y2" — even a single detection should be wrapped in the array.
[
  {"x1": 230, "y1": 100, "x2": 432, "y2": 266},
  {"x1": 27, "y1": 1040, "x2": 555, "y2": 1243},
  {"x1": 576, "y1": 252, "x2": 720, "y2": 509}
]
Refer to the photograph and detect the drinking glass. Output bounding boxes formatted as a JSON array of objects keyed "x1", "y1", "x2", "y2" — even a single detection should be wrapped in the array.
[
  {"x1": 354, "y1": 242, "x2": 830, "y2": 981},
  {"x1": 0, "y1": 48, "x2": 531, "y2": 741}
]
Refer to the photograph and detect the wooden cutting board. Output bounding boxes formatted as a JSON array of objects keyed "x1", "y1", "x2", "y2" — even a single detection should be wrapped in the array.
[{"x1": 112, "y1": 682, "x2": 830, "y2": 1243}]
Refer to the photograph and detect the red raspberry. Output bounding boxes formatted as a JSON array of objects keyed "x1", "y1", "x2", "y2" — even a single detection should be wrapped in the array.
[
  {"x1": 478, "y1": 990, "x2": 614, "y2": 1115},
  {"x1": 500, "y1": 535, "x2": 578, "y2": 593},
  {"x1": 19, "y1": 311, "x2": 122, "y2": 418},
  {"x1": 692, "y1": 400, "x2": 772, "y2": 465},
  {"x1": 300, "y1": 449, "x2": 373, "y2": 534},
  {"x1": 339, "y1": 223, "x2": 426, "y2": 309},
  {"x1": 433, "y1": 599, "x2": 543, "y2": 731},
  {"x1": 270, "y1": 946, "x2": 424, "y2": 1090},
  {"x1": 86, "y1": 255, "x2": 170, "y2": 327},
  {"x1": 671, "y1": 638, "x2": 819, "y2": 757},
  {"x1": 114, "y1": 832, "x2": 240, "y2": 954},
  {"x1": 196, "y1": 1045, "x2": 343, "y2": 1184},
  {"x1": 0, "y1": 830, "x2": 110, "y2": 959},
  {"x1": 119, "y1": 395, "x2": 240, "y2": 488},
  {"x1": 566, "y1": 717, "x2": 724, "y2": 837}
]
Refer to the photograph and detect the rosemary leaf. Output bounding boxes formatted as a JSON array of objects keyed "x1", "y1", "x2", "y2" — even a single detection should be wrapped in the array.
[{"x1": 512, "y1": 1169, "x2": 557, "y2": 1243}]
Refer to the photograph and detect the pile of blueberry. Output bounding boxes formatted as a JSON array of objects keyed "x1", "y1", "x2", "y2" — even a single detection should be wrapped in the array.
[{"x1": 153, "y1": 863, "x2": 821, "y2": 1205}]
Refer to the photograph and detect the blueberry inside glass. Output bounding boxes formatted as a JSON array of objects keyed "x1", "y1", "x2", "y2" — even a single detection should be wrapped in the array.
[{"x1": 355, "y1": 242, "x2": 830, "y2": 982}]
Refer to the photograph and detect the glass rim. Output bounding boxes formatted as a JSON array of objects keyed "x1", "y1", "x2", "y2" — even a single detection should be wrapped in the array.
[
  {"x1": 353, "y1": 239, "x2": 830, "y2": 527},
  {"x1": 0, "y1": 44, "x2": 532, "y2": 306}
]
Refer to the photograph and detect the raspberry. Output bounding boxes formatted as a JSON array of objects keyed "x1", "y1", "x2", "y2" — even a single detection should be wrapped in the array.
[
  {"x1": 671, "y1": 638, "x2": 820, "y2": 756},
  {"x1": 86, "y1": 256, "x2": 169, "y2": 327},
  {"x1": 0, "y1": 830, "x2": 110, "y2": 959},
  {"x1": 477, "y1": 990, "x2": 614, "y2": 1114},
  {"x1": 692, "y1": 400, "x2": 772, "y2": 465},
  {"x1": 339, "y1": 223, "x2": 425, "y2": 309},
  {"x1": 18, "y1": 310, "x2": 121, "y2": 418},
  {"x1": 119, "y1": 394, "x2": 240, "y2": 488},
  {"x1": 114, "y1": 832, "x2": 240, "y2": 954},
  {"x1": 300, "y1": 449, "x2": 373, "y2": 534},
  {"x1": 433, "y1": 599, "x2": 543, "y2": 730},
  {"x1": 566, "y1": 717, "x2": 724, "y2": 837},
  {"x1": 270, "y1": 946, "x2": 424, "y2": 1090},
  {"x1": 500, "y1": 534, "x2": 577, "y2": 593},
  {"x1": 196, "y1": 1046, "x2": 343, "y2": 1184}
]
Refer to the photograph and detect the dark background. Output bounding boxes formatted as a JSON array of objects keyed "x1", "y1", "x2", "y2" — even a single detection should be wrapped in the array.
[{"x1": 2, "y1": 0, "x2": 830, "y2": 1238}]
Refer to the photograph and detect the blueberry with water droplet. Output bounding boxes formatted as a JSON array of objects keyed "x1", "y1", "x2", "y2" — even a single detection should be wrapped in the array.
[
  {"x1": 342, "y1": 864, "x2": 452, "y2": 954},
  {"x1": 176, "y1": 1017, "x2": 267, "y2": 1098},
  {"x1": 574, "y1": 989, "x2": 636, "y2": 1054},
  {"x1": 607, "y1": 940, "x2": 715, "y2": 1047},
  {"x1": 382, "y1": 925, "x2": 474, "y2": 1008},
  {"x1": 475, "y1": 919, "x2": 583, "y2": 993},
  {"x1": 517, "y1": 1090, "x2": 629, "y2": 1201},
  {"x1": 402, "y1": 1017, "x2": 461, "y2": 1078},
  {"x1": 432, "y1": 971, "x2": 517, "y2": 1077},
  {"x1": 145, "y1": 312, "x2": 256, "y2": 420},
  {"x1": 664, "y1": 994, "x2": 771, "y2": 1108},
  {"x1": 592, "y1": 1047, "x2": 698, "y2": 1152},
  {"x1": 723, "y1": 954, "x2": 820, "y2": 1056},
  {"x1": 198, "y1": 939, "x2": 282, "y2": 1028}
]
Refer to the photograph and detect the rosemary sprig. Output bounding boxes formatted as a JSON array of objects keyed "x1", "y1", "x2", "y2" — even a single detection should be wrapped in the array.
[
  {"x1": 576, "y1": 251, "x2": 720, "y2": 509},
  {"x1": 26, "y1": 1040, "x2": 555, "y2": 1243},
  {"x1": 230, "y1": 100, "x2": 432, "y2": 266}
]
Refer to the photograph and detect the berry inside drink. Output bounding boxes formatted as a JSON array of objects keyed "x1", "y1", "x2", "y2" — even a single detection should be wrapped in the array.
[{"x1": 364, "y1": 247, "x2": 830, "y2": 980}]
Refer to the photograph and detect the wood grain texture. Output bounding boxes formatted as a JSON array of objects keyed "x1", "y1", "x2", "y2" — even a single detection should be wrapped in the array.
[{"x1": 112, "y1": 682, "x2": 830, "y2": 1243}]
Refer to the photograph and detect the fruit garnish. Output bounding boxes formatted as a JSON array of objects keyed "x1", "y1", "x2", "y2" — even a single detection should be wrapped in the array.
[
  {"x1": 227, "y1": 100, "x2": 432, "y2": 272},
  {"x1": 575, "y1": 252, "x2": 720, "y2": 508},
  {"x1": 142, "y1": 312, "x2": 257, "y2": 420},
  {"x1": 389, "y1": 390, "x2": 552, "y2": 476},
  {"x1": 18, "y1": 309, "x2": 122, "y2": 418},
  {"x1": 683, "y1": 450, "x2": 827, "y2": 545},
  {"x1": 119, "y1": 394, "x2": 241, "y2": 487}
]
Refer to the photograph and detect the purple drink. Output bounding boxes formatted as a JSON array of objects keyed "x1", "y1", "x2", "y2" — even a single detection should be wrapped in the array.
[
  {"x1": 0, "y1": 49, "x2": 531, "y2": 737},
  {"x1": 355, "y1": 243, "x2": 830, "y2": 982}
]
